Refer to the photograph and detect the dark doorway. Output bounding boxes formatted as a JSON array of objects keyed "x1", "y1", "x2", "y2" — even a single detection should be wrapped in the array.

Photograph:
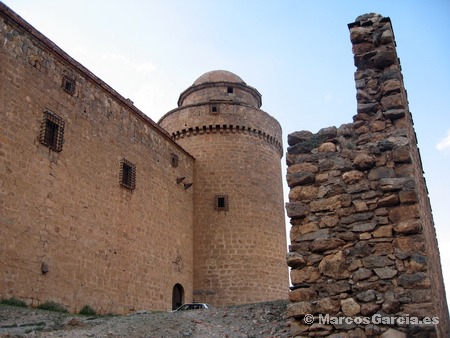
[{"x1": 172, "y1": 283, "x2": 184, "y2": 310}]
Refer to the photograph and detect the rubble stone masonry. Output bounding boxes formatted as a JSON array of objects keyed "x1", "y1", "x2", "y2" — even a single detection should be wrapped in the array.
[{"x1": 285, "y1": 14, "x2": 450, "y2": 337}]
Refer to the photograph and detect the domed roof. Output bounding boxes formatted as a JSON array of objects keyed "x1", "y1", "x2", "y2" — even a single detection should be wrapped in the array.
[{"x1": 193, "y1": 70, "x2": 246, "y2": 86}]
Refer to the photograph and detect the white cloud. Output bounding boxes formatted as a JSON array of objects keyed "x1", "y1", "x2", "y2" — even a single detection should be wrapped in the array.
[{"x1": 437, "y1": 130, "x2": 450, "y2": 152}]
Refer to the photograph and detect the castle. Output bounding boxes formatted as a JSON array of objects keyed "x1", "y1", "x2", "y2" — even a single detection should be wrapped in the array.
[
  {"x1": 0, "y1": 3, "x2": 288, "y2": 314},
  {"x1": 1, "y1": 3, "x2": 449, "y2": 337}
]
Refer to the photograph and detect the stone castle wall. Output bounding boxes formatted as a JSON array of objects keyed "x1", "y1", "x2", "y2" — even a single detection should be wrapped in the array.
[
  {"x1": 285, "y1": 14, "x2": 449, "y2": 337},
  {"x1": 160, "y1": 90, "x2": 288, "y2": 306},
  {"x1": 0, "y1": 4, "x2": 195, "y2": 314}
]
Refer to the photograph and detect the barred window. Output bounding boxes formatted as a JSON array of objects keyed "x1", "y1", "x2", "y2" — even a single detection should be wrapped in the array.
[
  {"x1": 39, "y1": 111, "x2": 65, "y2": 152},
  {"x1": 120, "y1": 159, "x2": 136, "y2": 190},
  {"x1": 214, "y1": 194, "x2": 229, "y2": 211},
  {"x1": 62, "y1": 75, "x2": 76, "y2": 95}
]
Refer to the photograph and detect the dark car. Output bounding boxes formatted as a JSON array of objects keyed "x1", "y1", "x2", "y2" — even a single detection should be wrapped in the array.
[{"x1": 173, "y1": 303, "x2": 209, "y2": 311}]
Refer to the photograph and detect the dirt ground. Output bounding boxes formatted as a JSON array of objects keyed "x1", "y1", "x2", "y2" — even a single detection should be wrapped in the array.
[{"x1": 0, "y1": 300, "x2": 290, "y2": 338}]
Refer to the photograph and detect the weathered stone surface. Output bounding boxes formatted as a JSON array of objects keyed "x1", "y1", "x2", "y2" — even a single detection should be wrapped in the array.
[
  {"x1": 346, "y1": 181, "x2": 370, "y2": 194},
  {"x1": 381, "y1": 79, "x2": 401, "y2": 95},
  {"x1": 360, "y1": 302, "x2": 381, "y2": 316},
  {"x1": 379, "y1": 178, "x2": 415, "y2": 192},
  {"x1": 383, "y1": 108, "x2": 405, "y2": 120},
  {"x1": 393, "y1": 219, "x2": 422, "y2": 234},
  {"x1": 377, "y1": 194, "x2": 399, "y2": 207},
  {"x1": 340, "y1": 298, "x2": 360, "y2": 316},
  {"x1": 291, "y1": 266, "x2": 321, "y2": 284},
  {"x1": 289, "y1": 288, "x2": 317, "y2": 302},
  {"x1": 356, "y1": 289, "x2": 376, "y2": 302},
  {"x1": 353, "y1": 200, "x2": 368, "y2": 211},
  {"x1": 287, "y1": 172, "x2": 315, "y2": 187},
  {"x1": 298, "y1": 228, "x2": 329, "y2": 242},
  {"x1": 350, "y1": 26, "x2": 366, "y2": 44},
  {"x1": 319, "y1": 251, "x2": 350, "y2": 279},
  {"x1": 318, "y1": 142, "x2": 337, "y2": 152},
  {"x1": 372, "y1": 225, "x2": 392, "y2": 238},
  {"x1": 392, "y1": 146, "x2": 411, "y2": 163},
  {"x1": 323, "y1": 280, "x2": 351, "y2": 295},
  {"x1": 287, "y1": 301, "x2": 314, "y2": 318},
  {"x1": 397, "y1": 272, "x2": 428, "y2": 288},
  {"x1": 382, "y1": 298, "x2": 401, "y2": 314},
  {"x1": 398, "y1": 190, "x2": 417, "y2": 204},
  {"x1": 374, "y1": 267, "x2": 397, "y2": 279},
  {"x1": 381, "y1": 93, "x2": 404, "y2": 110},
  {"x1": 388, "y1": 204, "x2": 419, "y2": 222},
  {"x1": 342, "y1": 170, "x2": 365, "y2": 184},
  {"x1": 368, "y1": 167, "x2": 394, "y2": 180},
  {"x1": 310, "y1": 195, "x2": 341, "y2": 212},
  {"x1": 352, "y1": 268, "x2": 373, "y2": 282},
  {"x1": 341, "y1": 212, "x2": 373, "y2": 225},
  {"x1": 286, "y1": 252, "x2": 307, "y2": 268},
  {"x1": 288, "y1": 130, "x2": 314, "y2": 146},
  {"x1": 349, "y1": 241, "x2": 372, "y2": 257},
  {"x1": 373, "y1": 50, "x2": 397, "y2": 69},
  {"x1": 316, "y1": 297, "x2": 340, "y2": 315},
  {"x1": 299, "y1": 222, "x2": 319, "y2": 235},
  {"x1": 318, "y1": 126, "x2": 338, "y2": 139},
  {"x1": 287, "y1": 162, "x2": 319, "y2": 174},
  {"x1": 353, "y1": 154, "x2": 375, "y2": 170},
  {"x1": 362, "y1": 255, "x2": 394, "y2": 268},
  {"x1": 319, "y1": 215, "x2": 339, "y2": 228},
  {"x1": 352, "y1": 222, "x2": 377, "y2": 232},
  {"x1": 393, "y1": 235, "x2": 425, "y2": 256},
  {"x1": 380, "y1": 328, "x2": 407, "y2": 338},
  {"x1": 289, "y1": 185, "x2": 318, "y2": 202},
  {"x1": 286, "y1": 202, "x2": 309, "y2": 218},
  {"x1": 310, "y1": 238, "x2": 345, "y2": 252}
]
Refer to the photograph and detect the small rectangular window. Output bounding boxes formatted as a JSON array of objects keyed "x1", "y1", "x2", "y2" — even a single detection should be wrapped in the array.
[
  {"x1": 62, "y1": 75, "x2": 76, "y2": 95},
  {"x1": 214, "y1": 194, "x2": 229, "y2": 211},
  {"x1": 211, "y1": 105, "x2": 219, "y2": 114},
  {"x1": 39, "y1": 111, "x2": 65, "y2": 152},
  {"x1": 227, "y1": 87, "x2": 234, "y2": 94},
  {"x1": 120, "y1": 159, "x2": 136, "y2": 190}
]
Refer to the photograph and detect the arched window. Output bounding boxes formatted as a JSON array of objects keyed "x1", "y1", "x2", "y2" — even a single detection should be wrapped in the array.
[{"x1": 172, "y1": 283, "x2": 184, "y2": 310}]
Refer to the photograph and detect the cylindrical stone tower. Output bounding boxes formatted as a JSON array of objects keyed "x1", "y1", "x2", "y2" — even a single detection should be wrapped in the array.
[{"x1": 159, "y1": 70, "x2": 288, "y2": 306}]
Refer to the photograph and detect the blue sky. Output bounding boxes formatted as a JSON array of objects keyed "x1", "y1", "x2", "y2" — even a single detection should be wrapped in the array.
[{"x1": 4, "y1": 0, "x2": 450, "y2": 304}]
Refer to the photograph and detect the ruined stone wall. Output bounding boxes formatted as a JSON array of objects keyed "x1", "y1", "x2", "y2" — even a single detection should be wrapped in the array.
[
  {"x1": 0, "y1": 4, "x2": 194, "y2": 314},
  {"x1": 285, "y1": 14, "x2": 449, "y2": 337}
]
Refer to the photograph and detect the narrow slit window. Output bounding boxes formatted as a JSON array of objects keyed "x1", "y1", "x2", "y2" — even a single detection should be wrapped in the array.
[
  {"x1": 170, "y1": 153, "x2": 179, "y2": 167},
  {"x1": 214, "y1": 194, "x2": 229, "y2": 211},
  {"x1": 39, "y1": 111, "x2": 65, "y2": 152},
  {"x1": 120, "y1": 159, "x2": 136, "y2": 190}
]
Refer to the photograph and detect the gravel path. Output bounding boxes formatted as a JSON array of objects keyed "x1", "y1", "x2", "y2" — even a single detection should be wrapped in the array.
[{"x1": 0, "y1": 300, "x2": 290, "y2": 337}]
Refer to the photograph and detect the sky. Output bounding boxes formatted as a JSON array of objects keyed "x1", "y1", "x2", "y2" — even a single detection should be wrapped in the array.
[{"x1": 3, "y1": 0, "x2": 450, "y2": 305}]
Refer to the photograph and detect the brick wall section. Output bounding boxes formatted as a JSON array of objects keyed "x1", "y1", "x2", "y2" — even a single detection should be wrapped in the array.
[
  {"x1": 285, "y1": 14, "x2": 449, "y2": 337},
  {"x1": 0, "y1": 3, "x2": 194, "y2": 314},
  {"x1": 160, "y1": 84, "x2": 289, "y2": 306}
]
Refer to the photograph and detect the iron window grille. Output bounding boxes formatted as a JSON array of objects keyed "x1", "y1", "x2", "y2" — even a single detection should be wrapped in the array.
[
  {"x1": 120, "y1": 159, "x2": 136, "y2": 190},
  {"x1": 62, "y1": 75, "x2": 76, "y2": 95},
  {"x1": 214, "y1": 194, "x2": 229, "y2": 211},
  {"x1": 170, "y1": 153, "x2": 179, "y2": 167},
  {"x1": 39, "y1": 111, "x2": 65, "y2": 152}
]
